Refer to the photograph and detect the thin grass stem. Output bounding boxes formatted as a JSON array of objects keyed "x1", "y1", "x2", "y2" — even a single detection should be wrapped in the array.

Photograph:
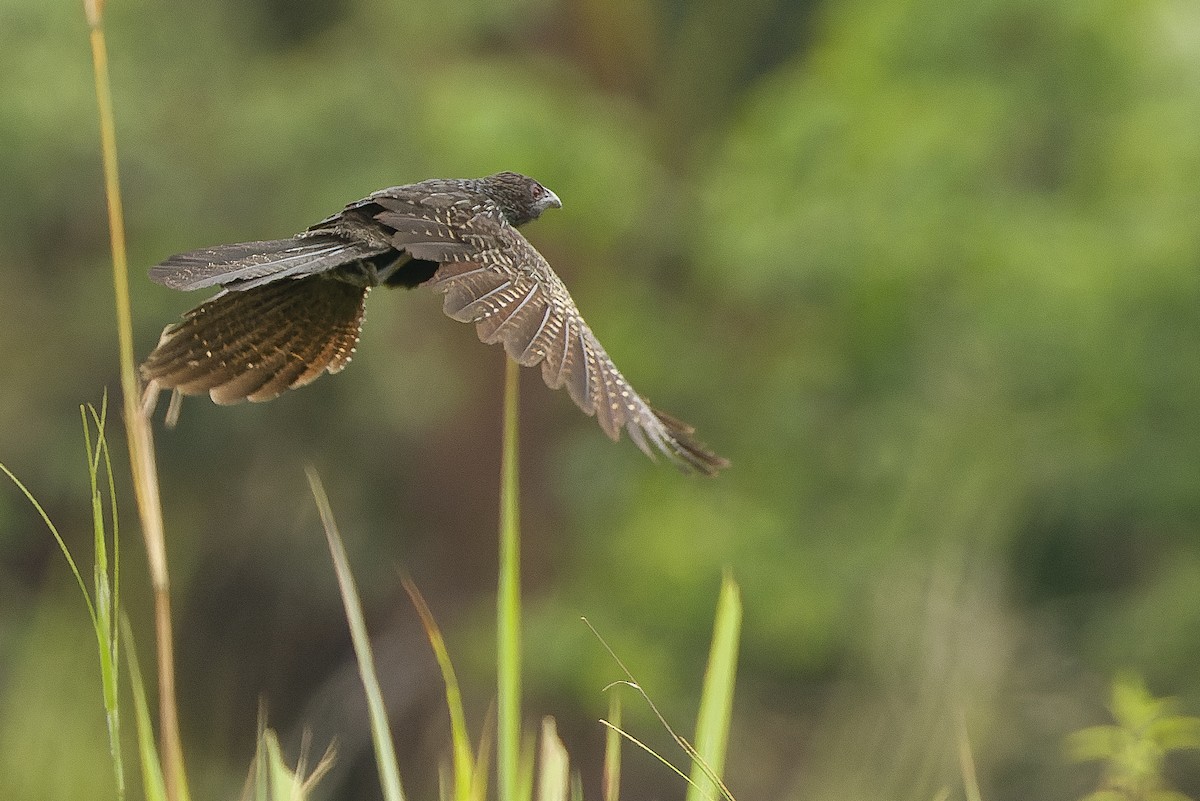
[
  {"x1": 83, "y1": 3, "x2": 185, "y2": 798},
  {"x1": 498, "y1": 356, "x2": 523, "y2": 801},
  {"x1": 603, "y1": 691, "x2": 622, "y2": 801}
]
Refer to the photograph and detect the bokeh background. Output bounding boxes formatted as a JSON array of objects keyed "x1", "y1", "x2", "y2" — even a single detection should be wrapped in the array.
[{"x1": 4, "y1": 0, "x2": 1200, "y2": 799}]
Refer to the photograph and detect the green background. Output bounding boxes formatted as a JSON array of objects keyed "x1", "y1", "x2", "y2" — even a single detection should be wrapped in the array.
[{"x1": 2, "y1": 0, "x2": 1200, "y2": 798}]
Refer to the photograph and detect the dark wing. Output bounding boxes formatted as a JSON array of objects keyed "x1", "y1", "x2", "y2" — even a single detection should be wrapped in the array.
[
  {"x1": 148, "y1": 234, "x2": 389, "y2": 292},
  {"x1": 140, "y1": 276, "x2": 368, "y2": 405},
  {"x1": 367, "y1": 195, "x2": 727, "y2": 474}
]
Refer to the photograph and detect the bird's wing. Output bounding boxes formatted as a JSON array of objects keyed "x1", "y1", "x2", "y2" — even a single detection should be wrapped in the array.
[
  {"x1": 148, "y1": 235, "x2": 388, "y2": 292},
  {"x1": 140, "y1": 276, "x2": 368, "y2": 405},
  {"x1": 379, "y1": 207, "x2": 727, "y2": 475},
  {"x1": 363, "y1": 190, "x2": 485, "y2": 263}
]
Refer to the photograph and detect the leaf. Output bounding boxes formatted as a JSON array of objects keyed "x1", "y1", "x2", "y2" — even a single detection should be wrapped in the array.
[
  {"x1": 1110, "y1": 674, "x2": 1172, "y2": 731},
  {"x1": 1065, "y1": 725, "x2": 1123, "y2": 763},
  {"x1": 686, "y1": 574, "x2": 741, "y2": 801},
  {"x1": 1149, "y1": 716, "x2": 1200, "y2": 752}
]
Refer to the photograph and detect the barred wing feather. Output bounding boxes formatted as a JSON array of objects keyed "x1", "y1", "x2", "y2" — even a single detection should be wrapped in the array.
[{"x1": 426, "y1": 243, "x2": 727, "y2": 475}]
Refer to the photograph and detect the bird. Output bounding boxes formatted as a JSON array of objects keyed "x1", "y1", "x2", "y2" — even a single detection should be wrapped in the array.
[{"x1": 140, "y1": 171, "x2": 729, "y2": 475}]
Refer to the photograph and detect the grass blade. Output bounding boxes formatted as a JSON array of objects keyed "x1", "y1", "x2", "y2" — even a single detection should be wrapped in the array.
[
  {"x1": 956, "y1": 712, "x2": 983, "y2": 801},
  {"x1": 0, "y1": 464, "x2": 95, "y2": 620},
  {"x1": 517, "y1": 728, "x2": 536, "y2": 801},
  {"x1": 240, "y1": 724, "x2": 335, "y2": 801},
  {"x1": 536, "y1": 718, "x2": 569, "y2": 801},
  {"x1": 2, "y1": 401, "x2": 128, "y2": 798},
  {"x1": 83, "y1": 400, "x2": 125, "y2": 799},
  {"x1": 685, "y1": 574, "x2": 741, "y2": 801},
  {"x1": 121, "y1": 615, "x2": 169, "y2": 801},
  {"x1": 498, "y1": 356, "x2": 523, "y2": 801},
  {"x1": 401, "y1": 576, "x2": 475, "y2": 801},
  {"x1": 306, "y1": 467, "x2": 406, "y2": 801}
]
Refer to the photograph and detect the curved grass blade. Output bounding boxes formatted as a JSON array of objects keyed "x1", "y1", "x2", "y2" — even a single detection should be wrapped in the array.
[
  {"x1": 402, "y1": 576, "x2": 475, "y2": 801},
  {"x1": 307, "y1": 468, "x2": 406, "y2": 801}
]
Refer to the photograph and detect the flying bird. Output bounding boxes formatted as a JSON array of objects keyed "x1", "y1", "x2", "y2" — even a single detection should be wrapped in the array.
[{"x1": 140, "y1": 171, "x2": 728, "y2": 475}]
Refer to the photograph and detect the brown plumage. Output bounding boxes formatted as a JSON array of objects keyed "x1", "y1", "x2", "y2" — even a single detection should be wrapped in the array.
[{"x1": 141, "y1": 171, "x2": 728, "y2": 475}]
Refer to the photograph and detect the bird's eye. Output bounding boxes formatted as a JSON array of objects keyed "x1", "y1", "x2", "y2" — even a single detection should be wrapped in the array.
[{"x1": 531, "y1": 183, "x2": 545, "y2": 198}]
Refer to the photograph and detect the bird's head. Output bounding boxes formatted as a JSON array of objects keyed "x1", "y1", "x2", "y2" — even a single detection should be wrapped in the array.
[{"x1": 481, "y1": 171, "x2": 562, "y2": 227}]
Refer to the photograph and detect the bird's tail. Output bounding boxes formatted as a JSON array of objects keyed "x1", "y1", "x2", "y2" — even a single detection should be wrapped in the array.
[
  {"x1": 148, "y1": 235, "x2": 387, "y2": 292},
  {"x1": 140, "y1": 276, "x2": 369, "y2": 409}
]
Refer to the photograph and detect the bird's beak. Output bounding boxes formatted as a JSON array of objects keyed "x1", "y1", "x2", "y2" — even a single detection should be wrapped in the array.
[{"x1": 543, "y1": 189, "x2": 562, "y2": 212}]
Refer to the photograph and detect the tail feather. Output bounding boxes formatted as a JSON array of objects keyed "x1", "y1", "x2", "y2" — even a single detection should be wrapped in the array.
[
  {"x1": 140, "y1": 276, "x2": 368, "y2": 407},
  {"x1": 148, "y1": 235, "x2": 386, "y2": 292}
]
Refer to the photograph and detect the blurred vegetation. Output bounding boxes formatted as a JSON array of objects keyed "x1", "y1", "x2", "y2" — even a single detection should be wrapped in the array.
[
  {"x1": 1066, "y1": 673, "x2": 1200, "y2": 801},
  {"x1": 3, "y1": 0, "x2": 1200, "y2": 799}
]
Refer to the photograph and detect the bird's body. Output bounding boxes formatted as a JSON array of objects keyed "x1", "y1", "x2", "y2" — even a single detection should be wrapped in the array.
[{"x1": 141, "y1": 172, "x2": 728, "y2": 474}]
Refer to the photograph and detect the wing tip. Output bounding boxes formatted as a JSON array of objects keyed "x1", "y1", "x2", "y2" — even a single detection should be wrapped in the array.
[{"x1": 645, "y1": 406, "x2": 730, "y2": 477}]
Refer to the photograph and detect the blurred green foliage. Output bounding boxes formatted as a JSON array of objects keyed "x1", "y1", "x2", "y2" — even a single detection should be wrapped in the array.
[
  {"x1": 3, "y1": 0, "x2": 1200, "y2": 799},
  {"x1": 1067, "y1": 673, "x2": 1200, "y2": 801}
]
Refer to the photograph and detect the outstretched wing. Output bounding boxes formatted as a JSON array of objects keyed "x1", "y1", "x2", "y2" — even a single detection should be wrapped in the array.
[
  {"x1": 140, "y1": 276, "x2": 369, "y2": 405},
  {"x1": 367, "y1": 194, "x2": 727, "y2": 475}
]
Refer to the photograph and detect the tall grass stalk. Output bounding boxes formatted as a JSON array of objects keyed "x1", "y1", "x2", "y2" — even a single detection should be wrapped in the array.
[
  {"x1": 498, "y1": 357, "x2": 523, "y2": 801},
  {"x1": 83, "y1": 1, "x2": 185, "y2": 798}
]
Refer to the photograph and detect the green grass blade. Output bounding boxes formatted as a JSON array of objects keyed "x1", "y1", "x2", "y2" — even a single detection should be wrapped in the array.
[
  {"x1": 0, "y1": 462, "x2": 96, "y2": 622},
  {"x1": 401, "y1": 576, "x2": 474, "y2": 801},
  {"x1": 498, "y1": 356, "x2": 523, "y2": 801},
  {"x1": 88, "y1": 399, "x2": 121, "y2": 648},
  {"x1": 956, "y1": 712, "x2": 983, "y2": 801},
  {"x1": 686, "y1": 574, "x2": 741, "y2": 801},
  {"x1": 517, "y1": 728, "x2": 536, "y2": 801},
  {"x1": 471, "y1": 705, "x2": 495, "y2": 801},
  {"x1": 306, "y1": 467, "x2": 406, "y2": 801},
  {"x1": 5, "y1": 400, "x2": 128, "y2": 798},
  {"x1": 84, "y1": 400, "x2": 125, "y2": 799},
  {"x1": 241, "y1": 711, "x2": 335, "y2": 801},
  {"x1": 121, "y1": 615, "x2": 169, "y2": 801}
]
